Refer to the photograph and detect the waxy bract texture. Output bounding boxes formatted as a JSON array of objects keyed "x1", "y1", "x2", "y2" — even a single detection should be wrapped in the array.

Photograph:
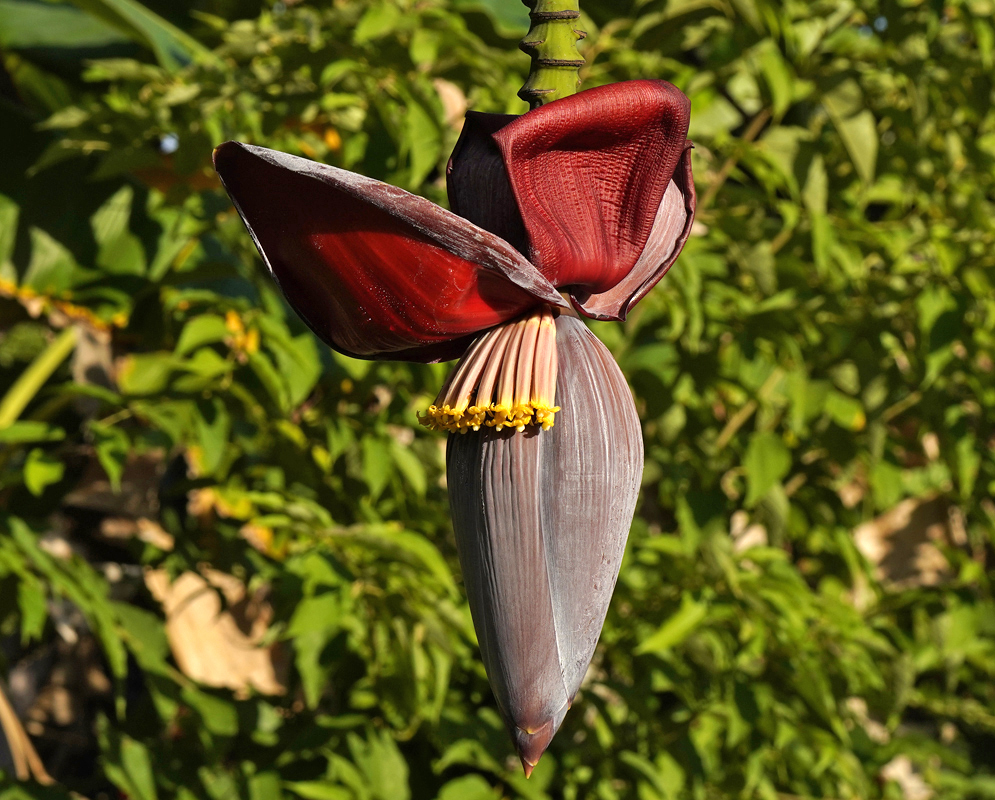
[
  {"x1": 447, "y1": 315, "x2": 643, "y2": 773},
  {"x1": 214, "y1": 78, "x2": 694, "y2": 771},
  {"x1": 214, "y1": 79, "x2": 694, "y2": 361}
]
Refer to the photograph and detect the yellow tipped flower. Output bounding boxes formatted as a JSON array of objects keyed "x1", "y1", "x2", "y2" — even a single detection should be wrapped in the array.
[{"x1": 419, "y1": 307, "x2": 560, "y2": 433}]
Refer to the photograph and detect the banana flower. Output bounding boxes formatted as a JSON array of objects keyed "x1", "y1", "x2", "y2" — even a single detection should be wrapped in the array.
[{"x1": 214, "y1": 78, "x2": 694, "y2": 775}]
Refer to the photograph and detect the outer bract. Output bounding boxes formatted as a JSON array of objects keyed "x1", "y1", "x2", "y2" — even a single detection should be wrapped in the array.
[
  {"x1": 446, "y1": 315, "x2": 643, "y2": 775},
  {"x1": 213, "y1": 142, "x2": 566, "y2": 363}
]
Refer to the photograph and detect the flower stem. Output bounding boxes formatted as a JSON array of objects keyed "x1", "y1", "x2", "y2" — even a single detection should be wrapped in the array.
[{"x1": 518, "y1": 0, "x2": 586, "y2": 110}]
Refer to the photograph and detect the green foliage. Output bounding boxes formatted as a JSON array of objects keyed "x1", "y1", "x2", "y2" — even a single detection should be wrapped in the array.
[{"x1": 1, "y1": 0, "x2": 994, "y2": 798}]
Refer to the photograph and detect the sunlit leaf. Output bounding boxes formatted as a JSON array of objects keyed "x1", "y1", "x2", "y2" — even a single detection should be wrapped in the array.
[
  {"x1": 23, "y1": 447, "x2": 64, "y2": 496},
  {"x1": 743, "y1": 431, "x2": 791, "y2": 506},
  {"x1": 67, "y1": 0, "x2": 215, "y2": 70}
]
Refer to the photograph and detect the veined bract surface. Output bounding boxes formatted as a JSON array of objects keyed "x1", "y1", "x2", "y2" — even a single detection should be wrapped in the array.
[{"x1": 448, "y1": 314, "x2": 643, "y2": 775}]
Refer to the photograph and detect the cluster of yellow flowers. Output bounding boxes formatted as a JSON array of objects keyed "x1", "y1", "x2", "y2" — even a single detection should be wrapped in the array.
[
  {"x1": 418, "y1": 307, "x2": 560, "y2": 434},
  {"x1": 419, "y1": 400, "x2": 559, "y2": 433},
  {"x1": 224, "y1": 310, "x2": 259, "y2": 355},
  {"x1": 0, "y1": 278, "x2": 127, "y2": 331}
]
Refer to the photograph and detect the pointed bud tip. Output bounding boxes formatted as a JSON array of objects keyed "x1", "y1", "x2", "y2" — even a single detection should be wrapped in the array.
[{"x1": 512, "y1": 720, "x2": 556, "y2": 779}]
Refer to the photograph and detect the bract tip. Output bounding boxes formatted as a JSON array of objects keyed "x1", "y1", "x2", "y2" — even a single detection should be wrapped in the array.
[{"x1": 512, "y1": 719, "x2": 556, "y2": 779}]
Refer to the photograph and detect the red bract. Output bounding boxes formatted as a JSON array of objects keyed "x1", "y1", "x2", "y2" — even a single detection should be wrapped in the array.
[
  {"x1": 215, "y1": 78, "x2": 694, "y2": 776},
  {"x1": 213, "y1": 79, "x2": 693, "y2": 360},
  {"x1": 452, "y1": 80, "x2": 694, "y2": 320},
  {"x1": 213, "y1": 143, "x2": 565, "y2": 362}
]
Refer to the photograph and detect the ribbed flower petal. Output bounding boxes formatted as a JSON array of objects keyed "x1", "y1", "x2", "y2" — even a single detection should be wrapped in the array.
[
  {"x1": 446, "y1": 315, "x2": 643, "y2": 774},
  {"x1": 213, "y1": 142, "x2": 566, "y2": 362},
  {"x1": 569, "y1": 140, "x2": 696, "y2": 320},
  {"x1": 491, "y1": 80, "x2": 692, "y2": 299}
]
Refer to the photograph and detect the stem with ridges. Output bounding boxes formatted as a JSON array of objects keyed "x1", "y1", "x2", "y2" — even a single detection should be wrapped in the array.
[{"x1": 518, "y1": 0, "x2": 585, "y2": 109}]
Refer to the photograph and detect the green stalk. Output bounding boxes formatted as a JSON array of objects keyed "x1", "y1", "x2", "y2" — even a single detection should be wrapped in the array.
[
  {"x1": 518, "y1": 0, "x2": 586, "y2": 109},
  {"x1": 0, "y1": 326, "x2": 77, "y2": 430}
]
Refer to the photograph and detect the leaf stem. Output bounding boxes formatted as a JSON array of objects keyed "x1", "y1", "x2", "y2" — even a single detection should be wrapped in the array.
[
  {"x1": 518, "y1": 0, "x2": 586, "y2": 109},
  {"x1": 0, "y1": 326, "x2": 78, "y2": 430}
]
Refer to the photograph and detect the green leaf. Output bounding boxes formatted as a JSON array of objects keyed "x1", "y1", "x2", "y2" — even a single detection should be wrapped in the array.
[
  {"x1": 90, "y1": 185, "x2": 146, "y2": 276},
  {"x1": 66, "y1": 0, "x2": 216, "y2": 70},
  {"x1": 119, "y1": 735, "x2": 158, "y2": 800},
  {"x1": 409, "y1": 29, "x2": 441, "y2": 66},
  {"x1": 258, "y1": 317, "x2": 321, "y2": 407},
  {"x1": 199, "y1": 767, "x2": 241, "y2": 800},
  {"x1": 21, "y1": 226, "x2": 92, "y2": 293},
  {"x1": 115, "y1": 603, "x2": 170, "y2": 672},
  {"x1": 90, "y1": 422, "x2": 129, "y2": 491},
  {"x1": 759, "y1": 44, "x2": 793, "y2": 118},
  {"x1": 390, "y1": 440, "x2": 426, "y2": 498},
  {"x1": 343, "y1": 525, "x2": 455, "y2": 592},
  {"x1": 0, "y1": 193, "x2": 19, "y2": 277},
  {"x1": 347, "y1": 729, "x2": 410, "y2": 800},
  {"x1": 288, "y1": 591, "x2": 349, "y2": 708},
  {"x1": 870, "y1": 460, "x2": 903, "y2": 510},
  {"x1": 248, "y1": 350, "x2": 289, "y2": 411},
  {"x1": 0, "y1": 0, "x2": 129, "y2": 48},
  {"x1": 2, "y1": 46, "x2": 73, "y2": 112},
  {"x1": 916, "y1": 285, "x2": 956, "y2": 339},
  {"x1": 0, "y1": 420, "x2": 66, "y2": 444},
  {"x1": 332, "y1": 352, "x2": 371, "y2": 381},
  {"x1": 181, "y1": 687, "x2": 239, "y2": 737},
  {"x1": 117, "y1": 352, "x2": 176, "y2": 396},
  {"x1": 803, "y1": 154, "x2": 828, "y2": 215},
  {"x1": 743, "y1": 432, "x2": 792, "y2": 506},
  {"x1": 293, "y1": 630, "x2": 330, "y2": 710},
  {"x1": 97, "y1": 226, "x2": 146, "y2": 277},
  {"x1": 249, "y1": 772, "x2": 283, "y2": 800},
  {"x1": 729, "y1": 0, "x2": 763, "y2": 31},
  {"x1": 362, "y1": 437, "x2": 393, "y2": 501},
  {"x1": 176, "y1": 348, "x2": 231, "y2": 386},
  {"x1": 92, "y1": 186, "x2": 133, "y2": 245},
  {"x1": 452, "y1": 0, "x2": 528, "y2": 36},
  {"x1": 823, "y1": 81, "x2": 878, "y2": 184},
  {"x1": 405, "y1": 100, "x2": 441, "y2": 187},
  {"x1": 825, "y1": 391, "x2": 866, "y2": 431},
  {"x1": 635, "y1": 593, "x2": 708, "y2": 655},
  {"x1": 285, "y1": 782, "x2": 352, "y2": 800},
  {"x1": 955, "y1": 435, "x2": 981, "y2": 500},
  {"x1": 175, "y1": 314, "x2": 230, "y2": 356},
  {"x1": 193, "y1": 397, "x2": 230, "y2": 476},
  {"x1": 619, "y1": 751, "x2": 673, "y2": 799},
  {"x1": 353, "y1": 3, "x2": 401, "y2": 44},
  {"x1": 435, "y1": 775, "x2": 498, "y2": 800},
  {"x1": 17, "y1": 575, "x2": 47, "y2": 643},
  {"x1": 23, "y1": 447, "x2": 65, "y2": 496}
]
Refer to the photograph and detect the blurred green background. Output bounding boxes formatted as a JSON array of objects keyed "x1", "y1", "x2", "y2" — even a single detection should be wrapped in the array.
[{"x1": 1, "y1": 0, "x2": 994, "y2": 798}]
